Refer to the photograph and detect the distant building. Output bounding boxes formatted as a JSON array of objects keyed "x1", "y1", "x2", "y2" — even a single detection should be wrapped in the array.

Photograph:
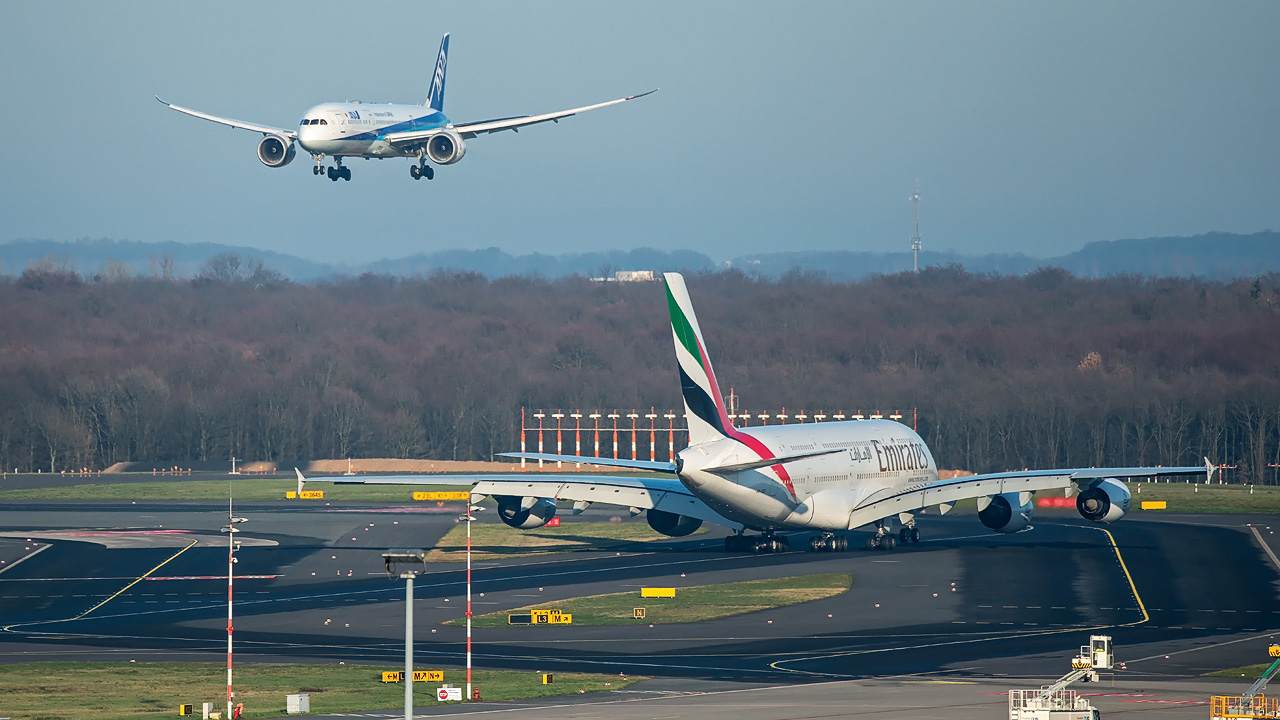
[{"x1": 590, "y1": 270, "x2": 658, "y2": 282}]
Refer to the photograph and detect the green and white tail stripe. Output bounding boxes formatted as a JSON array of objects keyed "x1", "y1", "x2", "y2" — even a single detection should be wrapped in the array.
[{"x1": 665, "y1": 273, "x2": 733, "y2": 446}]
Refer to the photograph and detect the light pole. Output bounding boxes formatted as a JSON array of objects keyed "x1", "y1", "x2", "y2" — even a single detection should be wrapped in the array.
[
  {"x1": 460, "y1": 502, "x2": 484, "y2": 701},
  {"x1": 220, "y1": 500, "x2": 248, "y2": 720},
  {"x1": 383, "y1": 551, "x2": 427, "y2": 720}
]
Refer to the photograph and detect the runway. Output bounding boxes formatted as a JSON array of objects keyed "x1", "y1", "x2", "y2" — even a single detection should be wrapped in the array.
[{"x1": 1, "y1": 484, "x2": 1277, "y2": 713}]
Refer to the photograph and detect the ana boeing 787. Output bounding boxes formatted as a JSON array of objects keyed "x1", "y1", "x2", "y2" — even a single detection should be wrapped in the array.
[
  {"x1": 158, "y1": 34, "x2": 653, "y2": 183},
  {"x1": 299, "y1": 273, "x2": 1213, "y2": 552}
]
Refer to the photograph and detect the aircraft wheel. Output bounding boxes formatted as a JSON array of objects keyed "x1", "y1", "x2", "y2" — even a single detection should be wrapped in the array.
[
  {"x1": 866, "y1": 536, "x2": 879, "y2": 550},
  {"x1": 312, "y1": 166, "x2": 319, "y2": 175},
  {"x1": 899, "y1": 528, "x2": 910, "y2": 544},
  {"x1": 884, "y1": 535, "x2": 897, "y2": 550},
  {"x1": 424, "y1": 166, "x2": 435, "y2": 180},
  {"x1": 910, "y1": 527, "x2": 920, "y2": 543},
  {"x1": 806, "y1": 537, "x2": 819, "y2": 552},
  {"x1": 410, "y1": 165, "x2": 421, "y2": 179},
  {"x1": 837, "y1": 536, "x2": 848, "y2": 551},
  {"x1": 341, "y1": 167, "x2": 351, "y2": 181}
]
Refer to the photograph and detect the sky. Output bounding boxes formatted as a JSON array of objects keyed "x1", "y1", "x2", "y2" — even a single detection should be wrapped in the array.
[{"x1": 2, "y1": 1, "x2": 1277, "y2": 266}]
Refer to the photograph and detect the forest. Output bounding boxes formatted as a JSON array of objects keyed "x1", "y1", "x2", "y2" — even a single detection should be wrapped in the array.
[{"x1": 3, "y1": 263, "x2": 1280, "y2": 483}]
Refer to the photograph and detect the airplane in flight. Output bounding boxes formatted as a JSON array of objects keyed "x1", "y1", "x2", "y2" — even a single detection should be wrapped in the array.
[
  {"x1": 299, "y1": 273, "x2": 1213, "y2": 552},
  {"x1": 158, "y1": 34, "x2": 654, "y2": 183}
]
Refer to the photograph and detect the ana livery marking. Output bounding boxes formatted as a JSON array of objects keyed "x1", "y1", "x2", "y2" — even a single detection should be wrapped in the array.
[{"x1": 158, "y1": 34, "x2": 654, "y2": 183}]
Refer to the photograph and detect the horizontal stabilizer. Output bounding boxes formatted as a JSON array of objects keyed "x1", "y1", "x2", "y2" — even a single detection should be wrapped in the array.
[
  {"x1": 703, "y1": 448, "x2": 843, "y2": 474},
  {"x1": 498, "y1": 452, "x2": 677, "y2": 474}
]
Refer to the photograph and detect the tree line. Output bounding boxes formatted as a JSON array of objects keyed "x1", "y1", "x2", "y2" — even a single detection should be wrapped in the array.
[{"x1": 2, "y1": 264, "x2": 1279, "y2": 483}]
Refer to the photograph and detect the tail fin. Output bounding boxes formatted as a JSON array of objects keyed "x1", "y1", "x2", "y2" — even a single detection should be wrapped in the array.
[
  {"x1": 426, "y1": 34, "x2": 450, "y2": 111},
  {"x1": 664, "y1": 273, "x2": 733, "y2": 446}
]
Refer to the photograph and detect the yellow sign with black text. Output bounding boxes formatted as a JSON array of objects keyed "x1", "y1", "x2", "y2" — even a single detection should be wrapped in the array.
[
  {"x1": 299, "y1": 490, "x2": 324, "y2": 499},
  {"x1": 531, "y1": 609, "x2": 573, "y2": 624},
  {"x1": 381, "y1": 670, "x2": 444, "y2": 683},
  {"x1": 413, "y1": 491, "x2": 470, "y2": 501}
]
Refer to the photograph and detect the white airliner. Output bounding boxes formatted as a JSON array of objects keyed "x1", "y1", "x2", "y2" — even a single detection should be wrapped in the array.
[
  {"x1": 158, "y1": 34, "x2": 654, "y2": 183},
  {"x1": 299, "y1": 273, "x2": 1212, "y2": 552}
]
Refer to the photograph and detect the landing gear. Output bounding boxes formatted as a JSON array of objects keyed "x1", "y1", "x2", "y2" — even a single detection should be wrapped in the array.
[
  {"x1": 806, "y1": 533, "x2": 849, "y2": 552},
  {"x1": 866, "y1": 533, "x2": 897, "y2": 551},
  {"x1": 724, "y1": 532, "x2": 789, "y2": 553},
  {"x1": 410, "y1": 162, "x2": 435, "y2": 181},
  {"x1": 898, "y1": 526, "x2": 921, "y2": 544},
  {"x1": 865, "y1": 520, "x2": 900, "y2": 551},
  {"x1": 312, "y1": 154, "x2": 328, "y2": 178},
  {"x1": 327, "y1": 161, "x2": 351, "y2": 182}
]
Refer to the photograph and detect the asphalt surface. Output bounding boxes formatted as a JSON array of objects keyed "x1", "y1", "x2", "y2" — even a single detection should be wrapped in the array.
[{"x1": 1, "y1": 474, "x2": 1278, "y2": 719}]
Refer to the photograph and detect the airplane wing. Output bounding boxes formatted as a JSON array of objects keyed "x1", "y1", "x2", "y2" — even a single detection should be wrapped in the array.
[
  {"x1": 845, "y1": 463, "x2": 1211, "y2": 530},
  {"x1": 299, "y1": 469, "x2": 741, "y2": 529},
  {"x1": 156, "y1": 96, "x2": 297, "y2": 139},
  {"x1": 385, "y1": 89, "x2": 657, "y2": 147}
]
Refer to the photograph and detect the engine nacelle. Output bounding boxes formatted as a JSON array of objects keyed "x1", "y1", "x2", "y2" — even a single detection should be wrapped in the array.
[
  {"x1": 495, "y1": 495, "x2": 557, "y2": 529},
  {"x1": 1076, "y1": 478, "x2": 1130, "y2": 523},
  {"x1": 257, "y1": 134, "x2": 296, "y2": 167},
  {"x1": 646, "y1": 509, "x2": 703, "y2": 537},
  {"x1": 978, "y1": 492, "x2": 1033, "y2": 533},
  {"x1": 425, "y1": 130, "x2": 466, "y2": 165}
]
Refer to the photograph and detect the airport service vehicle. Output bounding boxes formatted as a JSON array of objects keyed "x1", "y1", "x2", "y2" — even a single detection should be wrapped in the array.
[
  {"x1": 158, "y1": 34, "x2": 653, "y2": 182},
  {"x1": 1008, "y1": 636, "x2": 1111, "y2": 719},
  {"x1": 299, "y1": 273, "x2": 1212, "y2": 551},
  {"x1": 1209, "y1": 644, "x2": 1280, "y2": 719}
]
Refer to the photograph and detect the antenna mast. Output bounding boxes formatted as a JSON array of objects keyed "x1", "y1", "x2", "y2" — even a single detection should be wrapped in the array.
[{"x1": 910, "y1": 179, "x2": 922, "y2": 272}]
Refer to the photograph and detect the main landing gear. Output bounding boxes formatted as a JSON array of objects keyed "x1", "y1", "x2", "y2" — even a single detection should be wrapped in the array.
[
  {"x1": 409, "y1": 163, "x2": 435, "y2": 181},
  {"x1": 806, "y1": 533, "x2": 849, "y2": 552},
  {"x1": 725, "y1": 532, "x2": 788, "y2": 553},
  {"x1": 311, "y1": 155, "x2": 349, "y2": 181},
  {"x1": 865, "y1": 521, "x2": 922, "y2": 551}
]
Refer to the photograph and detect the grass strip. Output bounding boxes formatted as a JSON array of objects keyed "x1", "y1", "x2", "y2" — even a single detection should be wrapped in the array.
[
  {"x1": 1128, "y1": 482, "x2": 1280, "y2": 514},
  {"x1": 0, "y1": 662, "x2": 644, "y2": 720},
  {"x1": 425, "y1": 520, "x2": 705, "y2": 562},
  {"x1": 454, "y1": 572, "x2": 851, "y2": 627},
  {"x1": 1205, "y1": 662, "x2": 1274, "y2": 679}
]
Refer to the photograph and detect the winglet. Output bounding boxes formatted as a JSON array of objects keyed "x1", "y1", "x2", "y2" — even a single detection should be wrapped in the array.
[
  {"x1": 426, "y1": 34, "x2": 450, "y2": 111},
  {"x1": 155, "y1": 95, "x2": 168, "y2": 106},
  {"x1": 1204, "y1": 457, "x2": 1217, "y2": 483},
  {"x1": 294, "y1": 468, "x2": 306, "y2": 496}
]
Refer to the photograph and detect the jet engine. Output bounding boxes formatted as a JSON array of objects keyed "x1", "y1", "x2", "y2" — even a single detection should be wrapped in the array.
[
  {"x1": 257, "y1": 134, "x2": 296, "y2": 167},
  {"x1": 646, "y1": 509, "x2": 703, "y2": 537},
  {"x1": 495, "y1": 495, "x2": 557, "y2": 529},
  {"x1": 425, "y1": 130, "x2": 466, "y2": 165},
  {"x1": 1076, "y1": 478, "x2": 1131, "y2": 523},
  {"x1": 978, "y1": 492, "x2": 1033, "y2": 533}
]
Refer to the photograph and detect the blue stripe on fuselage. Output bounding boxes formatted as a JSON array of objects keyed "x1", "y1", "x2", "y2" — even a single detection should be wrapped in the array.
[{"x1": 339, "y1": 110, "x2": 450, "y2": 142}]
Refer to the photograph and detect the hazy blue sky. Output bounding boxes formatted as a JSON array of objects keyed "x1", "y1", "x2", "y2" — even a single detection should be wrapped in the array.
[{"x1": 2, "y1": 2, "x2": 1276, "y2": 266}]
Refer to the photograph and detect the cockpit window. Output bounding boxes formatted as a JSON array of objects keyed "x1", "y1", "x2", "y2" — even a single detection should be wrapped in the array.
[{"x1": 319, "y1": 119, "x2": 328, "y2": 125}]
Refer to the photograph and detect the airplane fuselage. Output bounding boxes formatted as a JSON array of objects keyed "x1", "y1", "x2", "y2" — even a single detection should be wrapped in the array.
[
  {"x1": 677, "y1": 419, "x2": 938, "y2": 531},
  {"x1": 297, "y1": 102, "x2": 449, "y2": 158}
]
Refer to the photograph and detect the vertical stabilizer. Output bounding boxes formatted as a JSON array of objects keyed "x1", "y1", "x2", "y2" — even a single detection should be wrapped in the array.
[
  {"x1": 664, "y1": 273, "x2": 733, "y2": 446},
  {"x1": 426, "y1": 34, "x2": 450, "y2": 111}
]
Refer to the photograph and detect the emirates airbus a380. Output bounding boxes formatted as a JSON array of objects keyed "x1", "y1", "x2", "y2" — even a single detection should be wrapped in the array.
[
  {"x1": 300, "y1": 273, "x2": 1213, "y2": 553},
  {"x1": 158, "y1": 34, "x2": 653, "y2": 183}
]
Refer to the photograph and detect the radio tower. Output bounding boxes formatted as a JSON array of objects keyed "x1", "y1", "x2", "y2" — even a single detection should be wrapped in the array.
[{"x1": 910, "y1": 179, "x2": 922, "y2": 273}]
